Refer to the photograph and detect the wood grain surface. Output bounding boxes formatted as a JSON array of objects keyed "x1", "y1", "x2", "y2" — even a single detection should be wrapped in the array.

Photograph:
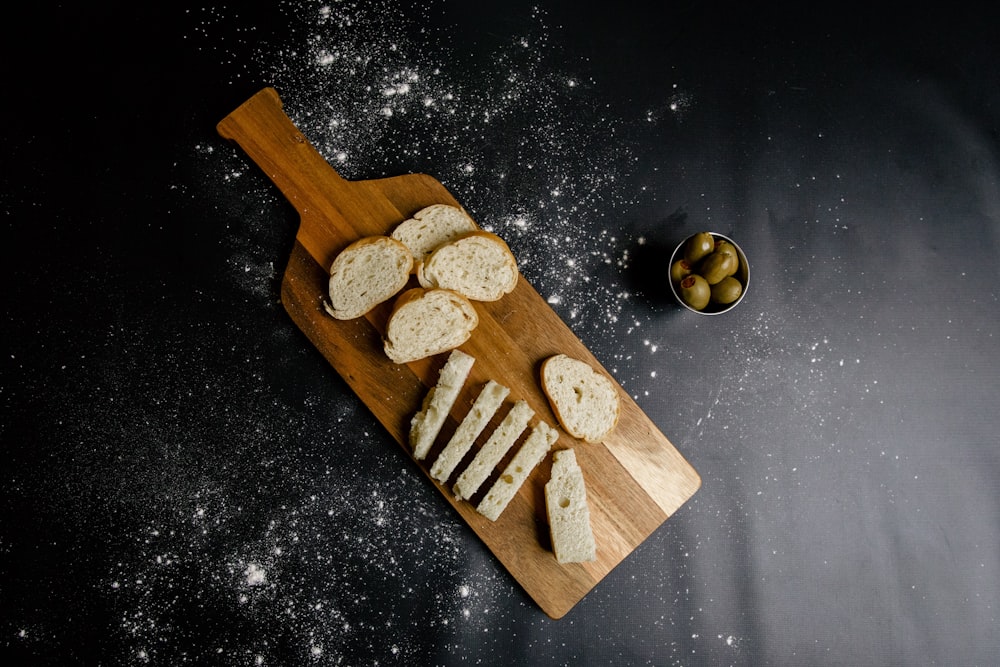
[{"x1": 217, "y1": 87, "x2": 701, "y2": 619}]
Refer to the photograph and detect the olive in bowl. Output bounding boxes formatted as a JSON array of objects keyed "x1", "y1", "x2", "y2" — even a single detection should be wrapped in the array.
[{"x1": 668, "y1": 232, "x2": 749, "y2": 314}]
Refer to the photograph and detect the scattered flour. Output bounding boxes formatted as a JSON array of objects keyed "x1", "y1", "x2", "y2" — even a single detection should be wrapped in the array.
[
  {"x1": 101, "y1": 0, "x2": 713, "y2": 664},
  {"x1": 204, "y1": 0, "x2": 665, "y2": 348}
]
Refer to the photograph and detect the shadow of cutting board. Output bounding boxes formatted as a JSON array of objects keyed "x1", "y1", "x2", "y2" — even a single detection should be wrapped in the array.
[{"x1": 217, "y1": 87, "x2": 700, "y2": 619}]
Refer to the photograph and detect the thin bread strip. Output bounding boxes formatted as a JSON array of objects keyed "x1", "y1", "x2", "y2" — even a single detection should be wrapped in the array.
[
  {"x1": 409, "y1": 350, "x2": 476, "y2": 460},
  {"x1": 430, "y1": 380, "x2": 510, "y2": 483},
  {"x1": 476, "y1": 420, "x2": 558, "y2": 521},
  {"x1": 453, "y1": 400, "x2": 534, "y2": 500}
]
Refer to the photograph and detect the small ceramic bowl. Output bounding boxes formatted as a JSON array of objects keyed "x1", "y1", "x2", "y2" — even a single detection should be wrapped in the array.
[{"x1": 668, "y1": 232, "x2": 749, "y2": 315}]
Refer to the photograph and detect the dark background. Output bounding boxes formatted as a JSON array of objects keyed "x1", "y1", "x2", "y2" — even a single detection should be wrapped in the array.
[{"x1": 3, "y1": 2, "x2": 998, "y2": 665}]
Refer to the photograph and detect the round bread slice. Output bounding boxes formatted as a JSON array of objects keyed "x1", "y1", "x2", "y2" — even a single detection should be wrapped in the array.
[
  {"x1": 416, "y1": 231, "x2": 518, "y2": 301},
  {"x1": 324, "y1": 236, "x2": 413, "y2": 320},
  {"x1": 383, "y1": 288, "x2": 479, "y2": 364},
  {"x1": 540, "y1": 354, "x2": 620, "y2": 443},
  {"x1": 390, "y1": 204, "x2": 478, "y2": 268}
]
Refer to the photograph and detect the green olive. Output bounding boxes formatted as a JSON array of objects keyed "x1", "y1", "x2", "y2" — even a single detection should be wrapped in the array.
[
  {"x1": 718, "y1": 246, "x2": 740, "y2": 274},
  {"x1": 714, "y1": 240, "x2": 740, "y2": 275},
  {"x1": 698, "y1": 251, "x2": 736, "y2": 285},
  {"x1": 683, "y1": 232, "x2": 714, "y2": 264},
  {"x1": 710, "y1": 276, "x2": 743, "y2": 305},
  {"x1": 670, "y1": 259, "x2": 693, "y2": 283},
  {"x1": 714, "y1": 238, "x2": 735, "y2": 255},
  {"x1": 678, "y1": 274, "x2": 710, "y2": 310}
]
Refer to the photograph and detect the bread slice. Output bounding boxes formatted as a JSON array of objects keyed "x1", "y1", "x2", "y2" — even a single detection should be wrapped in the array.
[
  {"x1": 323, "y1": 235, "x2": 413, "y2": 320},
  {"x1": 390, "y1": 204, "x2": 478, "y2": 268},
  {"x1": 453, "y1": 399, "x2": 534, "y2": 500},
  {"x1": 417, "y1": 231, "x2": 518, "y2": 302},
  {"x1": 540, "y1": 354, "x2": 620, "y2": 443},
  {"x1": 430, "y1": 380, "x2": 510, "y2": 483},
  {"x1": 545, "y1": 448, "x2": 597, "y2": 564},
  {"x1": 408, "y1": 349, "x2": 476, "y2": 460},
  {"x1": 383, "y1": 288, "x2": 479, "y2": 364},
  {"x1": 476, "y1": 420, "x2": 558, "y2": 521}
]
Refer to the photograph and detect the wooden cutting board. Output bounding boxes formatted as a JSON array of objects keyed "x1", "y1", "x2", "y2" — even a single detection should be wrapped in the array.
[{"x1": 217, "y1": 87, "x2": 700, "y2": 619}]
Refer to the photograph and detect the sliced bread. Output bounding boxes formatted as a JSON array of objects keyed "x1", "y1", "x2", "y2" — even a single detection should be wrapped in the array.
[
  {"x1": 417, "y1": 231, "x2": 519, "y2": 301},
  {"x1": 540, "y1": 354, "x2": 620, "y2": 443},
  {"x1": 390, "y1": 204, "x2": 478, "y2": 268},
  {"x1": 453, "y1": 399, "x2": 534, "y2": 500},
  {"x1": 324, "y1": 235, "x2": 413, "y2": 320},
  {"x1": 383, "y1": 288, "x2": 479, "y2": 364},
  {"x1": 430, "y1": 380, "x2": 510, "y2": 483},
  {"x1": 476, "y1": 420, "x2": 558, "y2": 521},
  {"x1": 409, "y1": 349, "x2": 476, "y2": 460},
  {"x1": 545, "y1": 448, "x2": 597, "y2": 564}
]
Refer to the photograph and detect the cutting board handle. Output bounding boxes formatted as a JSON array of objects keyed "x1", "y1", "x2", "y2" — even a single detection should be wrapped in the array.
[{"x1": 216, "y1": 87, "x2": 346, "y2": 211}]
